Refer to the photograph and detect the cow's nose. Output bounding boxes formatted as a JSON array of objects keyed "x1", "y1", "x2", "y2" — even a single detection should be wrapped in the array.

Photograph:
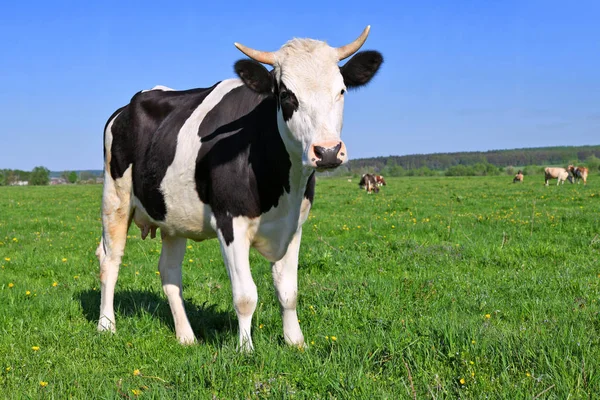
[{"x1": 307, "y1": 140, "x2": 347, "y2": 169}]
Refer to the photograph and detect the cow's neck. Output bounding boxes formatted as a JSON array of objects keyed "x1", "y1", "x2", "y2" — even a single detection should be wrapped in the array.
[{"x1": 275, "y1": 123, "x2": 313, "y2": 203}]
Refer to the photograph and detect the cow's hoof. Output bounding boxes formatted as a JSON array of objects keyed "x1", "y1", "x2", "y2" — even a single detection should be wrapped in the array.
[
  {"x1": 98, "y1": 317, "x2": 116, "y2": 333},
  {"x1": 177, "y1": 335, "x2": 197, "y2": 345}
]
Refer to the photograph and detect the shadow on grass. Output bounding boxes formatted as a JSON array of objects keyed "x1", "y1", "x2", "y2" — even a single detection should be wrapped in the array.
[{"x1": 77, "y1": 289, "x2": 235, "y2": 344}]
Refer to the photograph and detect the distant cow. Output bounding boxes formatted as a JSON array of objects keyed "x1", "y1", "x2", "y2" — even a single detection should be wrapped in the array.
[
  {"x1": 513, "y1": 170, "x2": 524, "y2": 183},
  {"x1": 544, "y1": 167, "x2": 572, "y2": 186},
  {"x1": 374, "y1": 175, "x2": 386, "y2": 186},
  {"x1": 96, "y1": 27, "x2": 383, "y2": 350},
  {"x1": 568, "y1": 165, "x2": 588, "y2": 185},
  {"x1": 359, "y1": 173, "x2": 379, "y2": 194}
]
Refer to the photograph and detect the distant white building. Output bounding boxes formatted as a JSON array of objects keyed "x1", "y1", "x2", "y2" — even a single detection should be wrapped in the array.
[{"x1": 50, "y1": 177, "x2": 67, "y2": 185}]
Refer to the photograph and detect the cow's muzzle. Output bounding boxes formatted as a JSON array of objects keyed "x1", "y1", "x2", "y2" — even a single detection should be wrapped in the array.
[{"x1": 307, "y1": 140, "x2": 348, "y2": 169}]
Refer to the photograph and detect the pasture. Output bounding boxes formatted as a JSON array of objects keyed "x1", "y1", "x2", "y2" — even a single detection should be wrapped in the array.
[{"x1": 1, "y1": 176, "x2": 599, "y2": 398}]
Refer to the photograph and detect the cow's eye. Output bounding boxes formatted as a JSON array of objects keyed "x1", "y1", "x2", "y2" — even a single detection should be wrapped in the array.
[{"x1": 340, "y1": 89, "x2": 346, "y2": 95}]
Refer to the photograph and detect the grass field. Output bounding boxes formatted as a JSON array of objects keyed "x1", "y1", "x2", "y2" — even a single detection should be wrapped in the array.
[{"x1": 1, "y1": 175, "x2": 599, "y2": 398}]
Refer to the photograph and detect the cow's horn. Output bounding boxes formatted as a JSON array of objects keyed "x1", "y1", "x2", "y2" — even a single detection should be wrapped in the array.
[
  {"x1": 336, "y1": 25, "x2": 371, "y2": 61},
  {"x1": 234, "y1": 43, "x2": 275, "y2": 65}
]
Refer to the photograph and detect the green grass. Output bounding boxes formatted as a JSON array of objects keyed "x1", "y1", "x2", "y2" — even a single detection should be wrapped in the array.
[{"x1": 1, "y1": 176, "x2": 599, "y2": 398}]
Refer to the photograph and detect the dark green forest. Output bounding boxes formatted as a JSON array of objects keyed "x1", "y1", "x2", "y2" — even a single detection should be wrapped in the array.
[{"x1": 332, "y1": 145, "x2": 600, "y2": 177}]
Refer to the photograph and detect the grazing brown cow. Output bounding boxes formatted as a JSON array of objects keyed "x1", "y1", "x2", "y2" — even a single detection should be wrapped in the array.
[
  {"x1": 358, "y1": 173, "x2": 379, "y2": 194},
  {"x1": 374, "y1": 175, "x2": 386, "y2": 186},
  {"x1": 513, "y1": 170, "x2": 524, "y2": 183},
  {"x1": 544, "y1": 167, "x2": 572, "y2": 186},
  {"x1": 568, "y1": 165, "x2": 588, "y2": 185}
]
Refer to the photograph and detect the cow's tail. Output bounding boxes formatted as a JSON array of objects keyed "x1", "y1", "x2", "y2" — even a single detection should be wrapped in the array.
[{"x1": 97, "y1": 106, "x2": 134, "y2": 333}]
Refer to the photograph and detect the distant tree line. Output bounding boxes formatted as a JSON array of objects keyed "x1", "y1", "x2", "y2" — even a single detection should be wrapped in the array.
[
  {"x1": 0, "y1": 167, "x2": 50, "y2": 186},
  {"x1": 0, "y1": 168, "x2": 102, "y2": 186},
  {"x1": 338, "y1": 145, "x2": 600, "y2": 177}
]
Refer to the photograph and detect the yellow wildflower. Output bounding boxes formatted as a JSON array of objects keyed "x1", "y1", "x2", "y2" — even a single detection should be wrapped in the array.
[
  {"x1": 52, "y1": 282, "x2": 58, "y2": 287},
  {"x1": 6, "y1": 367, "x2": 11, "y2": 372},
  {"x1": 459, "y1": 378, "x2": 465, "y2": 385},
  {"x1": 259, "y1": 324, "x2": 264, "y2": 329},
  {"x1": 4, "y1": 257, "x2": 10, "y2": 262},
  {"x1": 155, "y1": 271, "x2": 160, "y2": 275},
  {"x1": 73, "y1": 275, "x2": 79, "y2": 279},
  {"x1": 12, "y1": 238, "x2": 17, "y2": 242},
  {"x1": 32, "y1": 346, "x2": 40, "y2": 351},
  {"x1": 133, "y1": 369, "x2": 141, "y2": 376},
  {"x1": 8, "y1": 283, "x2": 14, "y2": 288},
  {"x1": 131, "y1": 389, "x2": 141, "y2": 396},
  {"x1": 331, "y1": 336, "x2": 337, "y2": 341},
  {"x1": 40, "y1": 381, "x2": 48, "y2": 387},
  {"x1": 62, "y1": 258, "x2": 67, "y2": 262},
  {"x1": 485, "y1": 314, "x2": 491, "y2": 319},
  {"x1": 25, "y1": 291, "x2": 31, "y2": 296}
]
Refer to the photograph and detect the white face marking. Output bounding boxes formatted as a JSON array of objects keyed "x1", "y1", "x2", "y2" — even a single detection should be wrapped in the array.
[{"x1": 273, "y1": 40, "x2": 347, "y2": 163}]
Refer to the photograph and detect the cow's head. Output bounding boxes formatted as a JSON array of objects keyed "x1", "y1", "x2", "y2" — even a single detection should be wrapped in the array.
[{"x1": 234, "y1": 26, "x2": 383, "y2": 170}]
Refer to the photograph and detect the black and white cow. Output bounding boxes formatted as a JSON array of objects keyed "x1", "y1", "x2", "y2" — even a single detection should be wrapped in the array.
[{"x1": 97, "y1": 27, "x2": 383, "y2": 350}]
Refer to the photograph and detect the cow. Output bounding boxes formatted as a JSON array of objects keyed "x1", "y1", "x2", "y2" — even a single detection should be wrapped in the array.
[
  {"x1": 96, "y1": 27, "x2": 383, "y2": 351},
  {"x1": 568, "y1": 165, "x2": 588, "y2": 185},
  {"x1": 358, "y1": 173, "x2": 379, "y2": 194},
  {"x1": 513, "y1": 170, "x2": 523, "y2": 183},
  {"x1": 544, "y1": 167, "x2": 572, "y2": 186},
  {"x1": 374, "y1": 174, "x2": 386, "y2": 187}
]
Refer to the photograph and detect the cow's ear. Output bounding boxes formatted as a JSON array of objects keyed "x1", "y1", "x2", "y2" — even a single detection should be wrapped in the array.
[
  {"x1": 235, "y1": 60, "x2": 273, "y2": 94},
  {"x1": 340, "y1": 50, "x2": 383, "y2": 89}
]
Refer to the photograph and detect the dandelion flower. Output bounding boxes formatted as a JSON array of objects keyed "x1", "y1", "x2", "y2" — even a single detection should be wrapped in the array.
[
  {"x1": 526, "y1": 372, "x2": 531, "y2": 377},
  {"x1": 131, "y1": 389, "x2": 141, "y2": 396},
  {"x1": 73, "y1": 275, "x2": 79, "y2": 279},
  {"x1": 331, "y1": 336, "x2": 337, "y2": 341},
  {"x1": 25, "y1": 291, "x2": 31, "y2": 296},
  {"x1": 485, "y1": 314, "x2": 491, "y2": 319},
  {"x1": 4, "y1": 257, "x2": 10, "y2": 262},
  {"x1": 12, "y1": 238, "x2": 18, "y2": 242},
  {"x1": 8, "y1": 283, "x2": 14, "y2": 288},
  {"x1": 32, "y1": 346, "x2": 40, "y2": 351},
  {"x1": 133, "y1": 369, "x2": 141, "y2": 376},
  {"x1": 155, "y1": 271, "x2": 160, "y2": 275},
  {"x1": 6, "y1": 367, "x2": 11, "y2": 372},
  {"x1": 187, "y1": 245, "x2": 192, "y2": 249},
  {"x1": 62, "y1": 258, "x2": 67, "y2": 262},
  {"x1": 259, "y1": 324, "x2": 264, "y2": 329},
  {"x1": 459, "y1": 378, "x2": 465, "y2": 385},
  {"x1": 189, "y1": 259, "x2": 194, "y2": 262},
  {"x1": 40, "y1": 381, "x2": 48, "y2": 387},
  {"x1": 52, "y1": 282, "x2": 58, "y2": 287}
]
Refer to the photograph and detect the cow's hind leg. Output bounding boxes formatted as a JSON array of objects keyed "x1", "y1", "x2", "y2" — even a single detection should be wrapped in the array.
[
  {"x1": 158, "y1": 235, "x2": 196, "y2": 344},
  {"x1": 97, "y1": 169, "x2": 132, "y2": 333},
  {"x1": 217, "y1": 219, "x2": 257, "y2": 352},
  {"x1": 272, "y1": 228, "x2": 305, "y2": 347}
]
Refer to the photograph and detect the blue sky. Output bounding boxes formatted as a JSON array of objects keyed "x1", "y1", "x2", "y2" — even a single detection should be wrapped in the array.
[{"x1": 1, "y1": 0, "x2": 598, "y2": 171}]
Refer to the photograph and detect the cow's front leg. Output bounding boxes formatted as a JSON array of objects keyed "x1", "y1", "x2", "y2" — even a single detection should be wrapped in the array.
[
  {"x1": 272, "y1": 228, "x2": 304, "y2": 347},
  {"x1": 217, "y1": 219, "x2": 257, "y2": 352}
]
